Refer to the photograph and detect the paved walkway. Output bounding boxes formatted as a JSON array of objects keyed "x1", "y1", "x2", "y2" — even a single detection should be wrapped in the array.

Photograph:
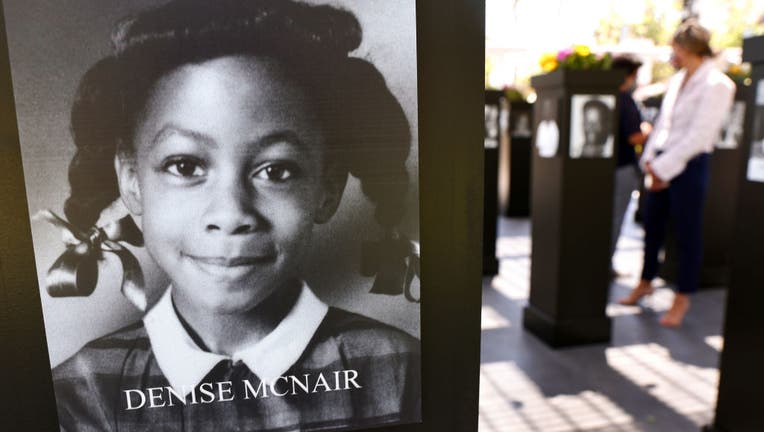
[{"x1": 479, "y1": 209, "x2": 725, "y2": 431}]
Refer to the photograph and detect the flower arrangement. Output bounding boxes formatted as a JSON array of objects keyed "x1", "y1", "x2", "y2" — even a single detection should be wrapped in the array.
[
  {"x1": 725, "y1": 63, "x2": 751, "y2": 86},
  {"x1": 539, "y1": 45, "x2": 613, "y2": 72}
]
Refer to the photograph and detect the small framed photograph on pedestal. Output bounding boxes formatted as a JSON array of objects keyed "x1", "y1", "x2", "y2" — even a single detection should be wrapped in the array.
[
  {"x1": 569, "y1": 94, "x2": 616, "y2": 159},
  {"x1": 747, "y1": 79, "x2": 764, "y2": 182},
  {"x1": 535, "y1": 97, "x2": 560, "y2": 158},
  {"x1": 716, "y1": 100, "x2": 747, "y2": 149}
]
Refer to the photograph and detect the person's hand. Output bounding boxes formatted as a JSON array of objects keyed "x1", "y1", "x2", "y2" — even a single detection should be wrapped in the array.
[
  {"x1": 629, "y1": 123, "x2": 652, "y2": 149},
  {"x1": 645, "y1": 161, "x2": 669, "y2": 191}
]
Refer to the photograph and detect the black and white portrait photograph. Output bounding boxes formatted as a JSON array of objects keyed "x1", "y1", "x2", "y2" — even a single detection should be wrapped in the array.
[
  {"x1": 4, "y1": 0, "x2": 420, "y2": 431},
  {"x1": 485, "y1": 92, "x2": 509, "y2": 149},
  {"x1": 747, "y1": 79, "x2": 764, "y2": 182},
  {"x1": 569, "y1": 94, "x2": 616, "y2": 159},
  {"x1": 716, "y1": 100, "x2": 746, "y2": 149},
  {"x1": 485, "y1": 104, "x2": 500, "y2": 149},
  {"x1": 535, "y1": 97, "x2": 559, "y2": 158},
  {"x1": 510, "y1": 107, "x2": 533, "y2": 139}
]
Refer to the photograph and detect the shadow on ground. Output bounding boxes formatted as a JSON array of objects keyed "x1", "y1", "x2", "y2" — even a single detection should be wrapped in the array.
[{"x1": 478, "y1": 216, "x2": 724, "y2": 432}]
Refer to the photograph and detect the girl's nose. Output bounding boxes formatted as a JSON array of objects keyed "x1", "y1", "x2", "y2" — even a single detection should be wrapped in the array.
[{"x1": 201, "y1": 178, "x2": 262, "y2": 235}]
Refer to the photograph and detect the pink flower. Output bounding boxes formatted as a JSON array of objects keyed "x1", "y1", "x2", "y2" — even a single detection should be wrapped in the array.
[{"x1": 557, "y1": 48, "x2": 573, "y2": 61}]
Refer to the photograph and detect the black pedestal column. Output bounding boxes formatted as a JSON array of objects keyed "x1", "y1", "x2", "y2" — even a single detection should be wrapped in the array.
[
  {"x1": 505, "y1": 101, "x2": 534, "y2": 217},
  {"x1": 707, "y1": 35, "x2": 764, "y2": 432},
  {"x1": 483, "y1": 90, "x2": 504, "y2": 274},
  {"x1": 522, "y1": 69, "x2": 623, "y2": 347}
]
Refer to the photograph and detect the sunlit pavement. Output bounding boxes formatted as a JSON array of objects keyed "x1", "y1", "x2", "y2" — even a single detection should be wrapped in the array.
[{"x1": 479, "y1": 204, "x2": 724, "y2": 431}]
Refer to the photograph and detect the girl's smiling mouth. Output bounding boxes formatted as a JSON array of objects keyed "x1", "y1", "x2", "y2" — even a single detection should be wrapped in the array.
[
  {"x1": 181, "y1": 252, "x2": 277, "y2": 277},
  {"x1": 186, "y1": 255, "x2": 276, "y2": 267}
]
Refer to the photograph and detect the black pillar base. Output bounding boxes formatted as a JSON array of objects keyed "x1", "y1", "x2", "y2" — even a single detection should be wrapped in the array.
[{"x1": 523, "y1": 305, "x2": 611, "y2": 348}]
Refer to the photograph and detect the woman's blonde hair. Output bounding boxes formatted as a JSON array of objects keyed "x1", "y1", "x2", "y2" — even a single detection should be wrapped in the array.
[{"x1": 672, "y1": 19, "x2": 714, "y2": 57}]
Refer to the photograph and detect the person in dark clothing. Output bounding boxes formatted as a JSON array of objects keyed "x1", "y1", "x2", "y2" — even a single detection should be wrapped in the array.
[{"x1": 609, "y1": 56, "x2": 648, "y2": 270}]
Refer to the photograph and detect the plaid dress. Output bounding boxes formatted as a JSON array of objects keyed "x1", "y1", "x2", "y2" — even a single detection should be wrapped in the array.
[{"x1": 52, "y1": 308, "x2": 421, "y2": 431}]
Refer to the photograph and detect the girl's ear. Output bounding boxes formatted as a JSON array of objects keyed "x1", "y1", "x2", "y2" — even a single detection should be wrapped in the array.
[
  {"x1": 314, "y1": 165, "x2": 347, "y2": 224},
  {"x1": 114, "y1": 153, "x2": 143, "y2": 216}
]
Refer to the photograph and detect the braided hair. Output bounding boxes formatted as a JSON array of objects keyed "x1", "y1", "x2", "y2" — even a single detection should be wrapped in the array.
[{"x1": 65, "y1": 0, "x2": 411, "y2": 246}]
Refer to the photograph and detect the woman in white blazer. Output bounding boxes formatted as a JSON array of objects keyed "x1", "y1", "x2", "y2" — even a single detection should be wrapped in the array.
[{"x1": 619, "y1": 20, "x2": 735, "y2": 327}]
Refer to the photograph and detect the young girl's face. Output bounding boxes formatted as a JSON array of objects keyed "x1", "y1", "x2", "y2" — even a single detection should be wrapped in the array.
[{"x1": 117, "y1": 56, "x2": 342, "y2": 315}]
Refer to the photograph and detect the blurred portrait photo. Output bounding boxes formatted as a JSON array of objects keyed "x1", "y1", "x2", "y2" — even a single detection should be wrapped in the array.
[
  {"x1": 748, "y1": 80, "x2": 764, "y2": 182},
  {"x1": 535, "y1": 97, "x2": 559, "y2": 158},
  {"x1": 716, "y1": 101, "x2": 746, "y2": 149},
  {"x1": 510, "y1": 109, "x2": 532, "y2": 138},
  {"x1": 569, "y1": 94, "x2": 616, "y2": 159}
]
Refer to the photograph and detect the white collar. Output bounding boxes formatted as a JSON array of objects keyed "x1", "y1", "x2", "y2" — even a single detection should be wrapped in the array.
[
  {"x1": 679, "y1": 58, "x2": 716, "y2": 89},
  {"x1": 143, "y1": 282, "x2": 329, "y2": 396}
]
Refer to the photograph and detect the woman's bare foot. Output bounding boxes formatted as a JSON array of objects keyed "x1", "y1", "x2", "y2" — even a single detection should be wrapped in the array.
[
  {"x1": 660, "y1": 293, "x2": 690, "y2": 327},
  {"x1": 618, "y1": 280, "x2": 655, "y2": 306}
]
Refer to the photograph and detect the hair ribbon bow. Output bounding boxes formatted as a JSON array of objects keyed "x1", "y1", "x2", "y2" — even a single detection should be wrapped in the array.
[
  {"x1": 361, "y1": 232, "x2": 420, "y2": 303},
  {"x1": 34, "y1": 210, "x2": 147, "y2": 311}
]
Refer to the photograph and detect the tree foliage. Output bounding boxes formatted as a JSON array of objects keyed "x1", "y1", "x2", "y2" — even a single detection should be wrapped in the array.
[
  {"x1": 595, "y1": 0, "x2": 683, "y2": 46},
  {"x1": 708, "y1": 0, "x2": 764, "y2": 48},
  {"x1": 596, "y1": 0, "x2": 764, "y2": 49}
]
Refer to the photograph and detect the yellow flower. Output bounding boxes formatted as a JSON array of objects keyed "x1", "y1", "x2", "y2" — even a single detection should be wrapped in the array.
[
  {"x1": 573, "y1": 44, "x2": 591, "y2": 57},
  {"x1": 540, "y1": 53, "x2": 558, "y2": 72},
  {"x1": 728, "y1": 64, "x2": 741, "y2": 75}
]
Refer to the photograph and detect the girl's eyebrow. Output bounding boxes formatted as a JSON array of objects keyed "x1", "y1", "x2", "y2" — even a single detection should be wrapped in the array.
[
  {"x1": 256, "y1": 131, "x2": 307, "y2": 150},
  {"x1": 149, "y1": 126, "x2": 307, "y2": 150},
  {"x1": 151, "y1": 124, "x2": 217, "y2": 148}
]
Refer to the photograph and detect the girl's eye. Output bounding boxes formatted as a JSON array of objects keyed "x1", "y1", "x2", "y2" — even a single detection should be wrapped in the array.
[
  {"x1": 254, "y1": 163, "x2": 297, "y2": 182},
  {"x1": 163, "y1": 159, "x2": 206, "y2": 178}
]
